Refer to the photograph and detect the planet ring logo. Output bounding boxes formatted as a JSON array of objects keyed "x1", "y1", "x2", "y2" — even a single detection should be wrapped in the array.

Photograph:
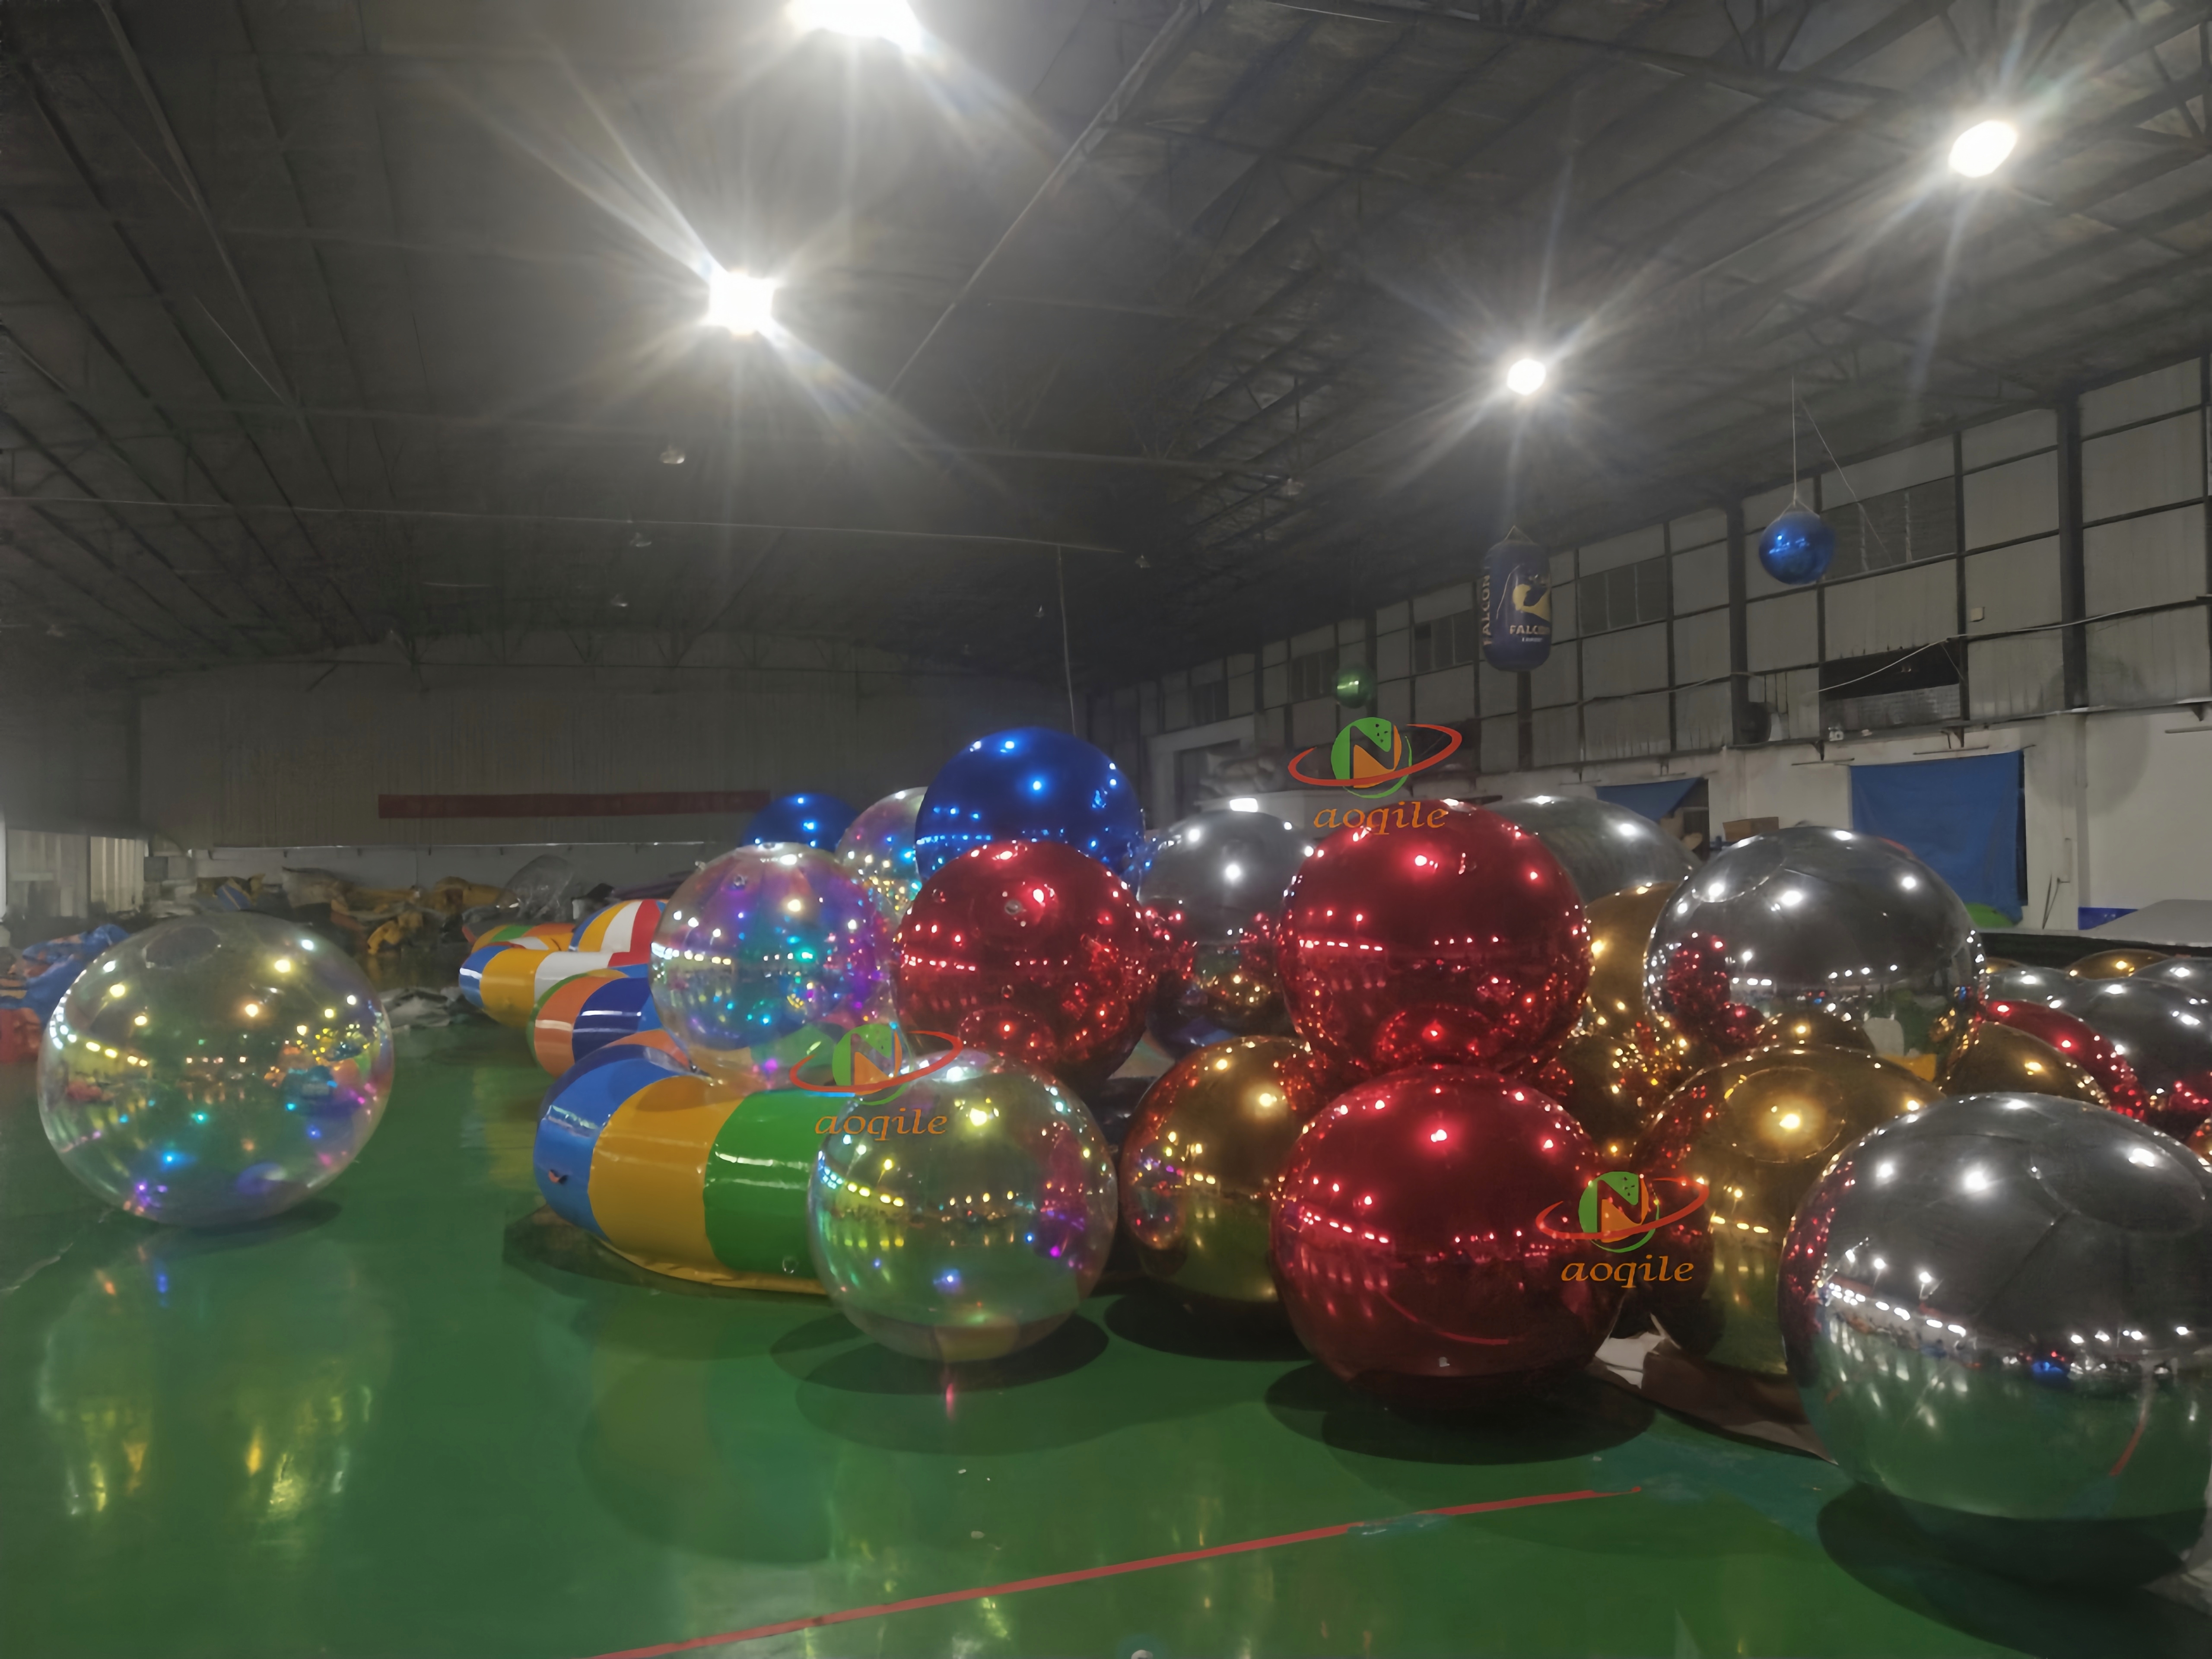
[
  {"x1": 790, "y1": 1022, "x2": 960, "y2": 1100},
  {"x1": 1286, "y1": 719, "x2": 1462, "y2": 801},
  {"x1": 1534, "y1": 1172, "x2": 1707, "y2": 1254}
]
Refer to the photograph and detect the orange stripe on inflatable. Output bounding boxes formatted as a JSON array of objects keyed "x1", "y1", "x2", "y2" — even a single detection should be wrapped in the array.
[
  {"x1": 611, "y1": 1029, "x2": 688, "y2": 1062},
  {"x1": 532, "y1": 969, "x2": 623, "y2": 1072}
]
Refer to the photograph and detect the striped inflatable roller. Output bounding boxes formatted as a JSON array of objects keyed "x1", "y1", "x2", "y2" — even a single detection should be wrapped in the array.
[
  {"x1": 531, "y1": 964, "x2": 661, "y2": 1074},
  {"x1": 474, "y1": 946, "x2": 650, "y2": 1027},
  {"x1": 460, "y1": 937, "x2": 554, "y2": 1007},
  {"x1": 575, "y1": 899, "x2": 664, "y2": 953},
  {"x1": 533, "y1": 1049, "x2": 826, "y2": 1292}
]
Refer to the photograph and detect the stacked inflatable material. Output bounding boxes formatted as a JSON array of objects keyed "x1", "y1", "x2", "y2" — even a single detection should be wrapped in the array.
[
  {"x1": 531, "y1": 965, "x2": 661, "y2": 1074},
  {"x1": 533, "y1": 1047, "x2": 825, "y2": 1291}
]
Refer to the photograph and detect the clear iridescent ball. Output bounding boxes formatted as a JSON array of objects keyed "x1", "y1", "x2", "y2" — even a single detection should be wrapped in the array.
[
  {"x1": 835, "y1": 787, "x2": 926, "y2": 923},
  {"x1": 651, "y1": 844, "x2": 895, "y2": 1086},
  {"x1": 38, "y1": 915, "x2": 393, "y2": 1226},
  {"x1": 807, "y1": 1050, "x2": 1117, "y2": 1361}
]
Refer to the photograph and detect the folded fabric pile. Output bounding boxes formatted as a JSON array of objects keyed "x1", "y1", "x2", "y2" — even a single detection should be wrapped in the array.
[{"x1": 0, "y1": 923, "x2": 131, "y2": 1060}]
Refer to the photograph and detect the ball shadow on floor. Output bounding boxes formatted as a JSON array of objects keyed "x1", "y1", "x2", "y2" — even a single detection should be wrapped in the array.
[
  {"x1": 502, "y1": 1205, "x2": 729, "y2": 1297},
  {"x1": 781, "y1": 1314, "x2": 1130, "y2": 1456},
  {"x1": 153, "y1": 1195, "x2": 344, "y2": 1253},
  {"x1": 1100, "y1": 1281, "x2": 1310, "y2": 1362},
  {"x1": 502, "y1": 1206, "x2": 827, "y2": 1361},
  {"x1": 1816, "y1": 1484, "x2": 2212, "y2": 1659},
  {"x1": 1265, "y1": 1361, "x2": 1653, "y2": 1468}
]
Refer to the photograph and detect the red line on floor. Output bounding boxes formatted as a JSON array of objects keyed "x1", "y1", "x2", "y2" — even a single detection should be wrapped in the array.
[{"x1": 578, "y1": 1486, "x2": 1638, "y2": 1659}]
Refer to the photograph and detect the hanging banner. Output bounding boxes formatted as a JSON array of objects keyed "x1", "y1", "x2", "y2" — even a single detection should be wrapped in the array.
[{"x1": 1480, "y1": 534, "x2": 1552, "y2": 672}]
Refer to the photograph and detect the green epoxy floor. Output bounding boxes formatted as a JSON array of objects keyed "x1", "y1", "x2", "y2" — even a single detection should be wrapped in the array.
[{"x1": 4, "y1": 1023, "x2": 2208, "y2": 1659}]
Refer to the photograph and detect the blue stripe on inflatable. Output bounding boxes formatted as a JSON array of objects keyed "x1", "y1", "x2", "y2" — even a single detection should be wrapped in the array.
[
  {"x1": 571, "y1": 976, "x2": 658, "y2": 1061},
  {"x1": 611, "y1": 961, "x2": 661, "y2": 1027},
  {"x1": 458, "y1": 942, "x2": 509, "y2": 1009},
  {"x1": 533, "y1": 1046, "x2": 692, "y2": 1234}
]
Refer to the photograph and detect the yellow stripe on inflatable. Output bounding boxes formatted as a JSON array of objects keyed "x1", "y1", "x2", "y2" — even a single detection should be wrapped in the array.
[{"x1": 587, "y1": 1073, "x2": 740, "y2": 1272}]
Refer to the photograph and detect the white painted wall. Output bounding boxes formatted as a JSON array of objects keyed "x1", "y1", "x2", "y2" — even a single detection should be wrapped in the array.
[{"x1": 2080, "y1": 709, "x2": 2212, "y2": 912}]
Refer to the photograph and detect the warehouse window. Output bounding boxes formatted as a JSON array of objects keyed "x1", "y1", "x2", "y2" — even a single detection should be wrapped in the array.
[
  {"x1": 1190, "y1": 680, "x2": 1229, "y2": 725},
  {"x1": 1288, "y1": 647, "x2": 1338, "y2": 702},
  {"x1": 1827, "y1": 477, "x2": 1958, "y2": 577},
  {"x1": 1582, "y1": 555, "x2": 1669, "y2": 633},
  {"x1": 1412, "y1": 610, "x2": 1476, "y2": 672}
]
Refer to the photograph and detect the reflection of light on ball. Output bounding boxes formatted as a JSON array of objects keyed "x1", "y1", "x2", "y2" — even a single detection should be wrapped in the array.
[
  {"x1": 807, "y1": 1050, "x2": 1115, "y2": 1360},
  {"x1": 38, "y1": 915, "x2": 393, "y2": 1226},
  {"x1": 652, "y1": 847, "x2": 893, "y2": 1087}
]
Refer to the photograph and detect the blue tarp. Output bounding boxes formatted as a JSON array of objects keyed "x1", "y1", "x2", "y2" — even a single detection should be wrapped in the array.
[
  {"x1": 1595, "y1": 778, "x2": 1701, "y2": 822},
  {"x1": 1849, "y1": 752, "x2": 2023, "y2": 921},
  {"x1": 0, "y1": 923, "x2": 130, "y2": 1020}
]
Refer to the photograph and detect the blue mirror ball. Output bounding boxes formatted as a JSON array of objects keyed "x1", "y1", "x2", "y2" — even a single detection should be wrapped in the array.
[
  {"x1": 1758, "y1": 508, "x2": 1836, "y2": 585},
  {"x1": 742, "y1": 792, "x2": 858, "y2": 850},
  {"x1": 914, "y1": 727, "x2": 1145, "y2": 879}
]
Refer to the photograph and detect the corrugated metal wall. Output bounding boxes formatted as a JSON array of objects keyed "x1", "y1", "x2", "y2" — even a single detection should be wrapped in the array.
[{"x1": 0, "y1": 686, "x2": 135, "y2": 832}]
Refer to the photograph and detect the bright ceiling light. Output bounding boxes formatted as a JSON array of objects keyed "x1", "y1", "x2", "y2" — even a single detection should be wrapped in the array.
[
  {"x1": 789, "y1": 0, "x2": 924, "y2": 51},
  {"x1": 1505, "y1": 357, "x2": 1548, "y2": 396},
  {"x1": 705, "y1": 268, "x2": 779, "y2": 336},
  {"x1": 1948, "y1": 119, "x2": 2017, "y2": 178}
]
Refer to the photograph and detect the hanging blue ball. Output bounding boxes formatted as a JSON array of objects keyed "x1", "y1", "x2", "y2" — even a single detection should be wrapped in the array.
[
  {"x1": 743, "y1": 793, "x2": 858, "y2": 850},
  {"x1": 1758, "y1": 508, "x2": 1835, "y2": 585},
  {"x1": 915, "y1": 727, "x2": 1144, "y2": 880}
]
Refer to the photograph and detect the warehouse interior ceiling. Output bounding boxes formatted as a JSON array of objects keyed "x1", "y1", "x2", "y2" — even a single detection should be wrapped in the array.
[{"x1": 3, "y1": 0, "x2": 2212, "y2": 688}]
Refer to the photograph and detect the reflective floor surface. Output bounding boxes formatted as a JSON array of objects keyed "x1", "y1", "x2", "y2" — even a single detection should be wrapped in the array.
[{"x1": 4, "y1": 1023, "x2": 2208, "y2": 1658}]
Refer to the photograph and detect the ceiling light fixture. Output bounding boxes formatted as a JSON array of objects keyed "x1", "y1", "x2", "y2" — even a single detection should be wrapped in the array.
[
  {"x1": 1505, "y1": 357, "x2": 1548, "y2": 396},
  {"x1": 1948, "y1": 119, "x2": 2017, "y2": 178},
  {"x1": 704, "y1": 267, "x2": 779, "y2": 336},
  {"x1": 788, "y1": 0, "x2": 923, "y2": 51},
  {"x1": 660, "y1": 442, "x2": 686, "y2": 465}
]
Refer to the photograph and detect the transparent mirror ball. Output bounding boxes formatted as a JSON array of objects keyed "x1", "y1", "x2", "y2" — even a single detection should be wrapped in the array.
[
  {"x1": 1780, "y1": 1093, "x2": 2212, "y2": 1578},
  {"x1": 1646, "y1": 825, "x2": 1979, "y2": 1059},
  {"x1": 652, "y1": 845, "x2": 894, "y2": 1085},
  {"x1": 1487, "y1": 795, "x2": 1697, "y2": 903},
  {"x1": 807, "y1": 1050, "x2": 1116, "y2": 1362},
  {"x1": 38, "y1": 914, "x2": 394, "y2": 1226},
  {"x1": 835, "y1": 787, "x2": 927, "y2": 923}
]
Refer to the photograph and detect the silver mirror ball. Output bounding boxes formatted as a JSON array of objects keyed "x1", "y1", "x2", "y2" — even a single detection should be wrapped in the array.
[
  {"x1": 1135, "y1": 811, "x2": 1314, "y2": 1055},
  {"x1": 1646, "y1": 825, "x2": 1980, "y2": 1062},
  {"x1": 1781, "y1": 1092, "x2": 2212, "y2": 1586},
  {"x1": 1487, "y1": 795, "x2": 1696, "y2": 903}
]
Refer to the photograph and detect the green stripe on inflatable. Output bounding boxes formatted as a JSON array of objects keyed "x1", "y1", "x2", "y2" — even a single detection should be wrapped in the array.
[{"x1": 701, "y1": 1089, "x2": 829, "y2": 1283}]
